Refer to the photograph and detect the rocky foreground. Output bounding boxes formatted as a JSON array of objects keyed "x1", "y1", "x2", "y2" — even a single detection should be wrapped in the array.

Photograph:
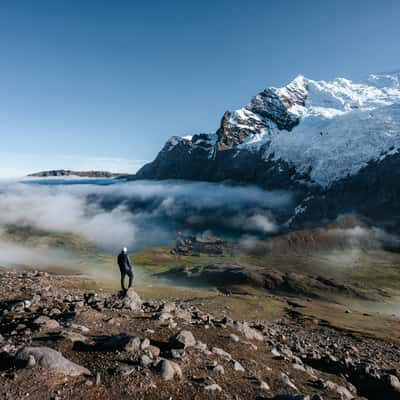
[{"x1": 0, "y1": 269, "x2": 399, "y2": 400}]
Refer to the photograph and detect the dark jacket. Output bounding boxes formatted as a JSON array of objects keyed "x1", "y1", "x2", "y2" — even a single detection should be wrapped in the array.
[{"x1": 117, "y1": 252, "x2": 132, "y2": 273}]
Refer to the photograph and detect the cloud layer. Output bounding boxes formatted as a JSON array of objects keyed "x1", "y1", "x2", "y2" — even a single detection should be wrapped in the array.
[{"x1": 0, "y1": 179, "x2": 293, "y2": 252}]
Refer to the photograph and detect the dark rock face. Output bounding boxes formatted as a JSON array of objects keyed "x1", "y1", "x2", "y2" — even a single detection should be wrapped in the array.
[
  {"x1": 246, "y1": 88, "x2": 300, "y2": 131},
  {"x1": 291, "y1": 152, "x2": 400, "y2": 233},
  {"x1": 136, "y1": 142, "x2": 306, "y2": 192},
  {"x1": 216, "y1": 110, "x2": 266, "y2": 150}
]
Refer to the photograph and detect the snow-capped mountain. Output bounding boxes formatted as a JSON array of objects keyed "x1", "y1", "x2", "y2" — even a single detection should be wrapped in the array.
[{"x1": 135, "y1": 72, "x2": 400, "y2": 231}]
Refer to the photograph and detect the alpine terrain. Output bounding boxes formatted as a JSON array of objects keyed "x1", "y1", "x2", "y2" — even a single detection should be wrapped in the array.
[{"x1": 135, "y1": 72, "x2": 400, "y2": 232}]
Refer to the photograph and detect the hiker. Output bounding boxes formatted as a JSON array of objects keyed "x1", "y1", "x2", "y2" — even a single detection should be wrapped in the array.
[{"x1": 117, "y1": 247, "x2": 134, "y2": 292}]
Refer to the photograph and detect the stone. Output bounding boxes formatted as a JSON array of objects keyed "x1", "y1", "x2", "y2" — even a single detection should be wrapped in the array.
[
  {"x1": 174, "y1": 330, "x2": 196, "y2": 349},
  {"x1": 195, "y1": 341, "x2": 208, "y2": 352},
  {"x1": 112, "y1": 365, "x2": 136, "y2": 377},
  {"x1": 140, "y1": 354, "x2": 153, "y2": 367},
  {"x1": 26, "y1": 355, "x2": 36, "y2": 369},
  {"x1": 212, "y1": 347, "x2": 232, "y2": 360},
  {"x1": 323, "y1": 380, "x2": 353, "y2": 400},
  {"x1": 171, "y1": 348, "x2": 185, "y2": 359},
  {"x1": 175, "y1": 309, "x2": 192, "y2": 322},
  {"x1": 168, "y1": 321, "x2": 178, "y2": 329},
  {"x1": 104, "y1": 289, "x2": 142, "y2": 311},
  {"x1": 233, "y1": 360, "x2": 245, "y2": 372},
  {"x1": 386, "y1": 374, "x2": 400, "y2": 392},
  {"x1": 33, "y1": 316, "x2": 60, "y2": 330},
  {"x1": 229, "y1": 333, "x2": 240, "y2": 342},
  {"x1": 124, "y1": 336, "x2": 141, "y2": 354},
  {"x1": 280, "y1": 373, "x2": 298, "y2": 391},
  {"x1": 145, "y1": 345, "x2": 161, "y2": 359},
  {"x1": 49, "y1": 308, "x2": 62, "y2": 317},
  {"x1": 140, "y1": 338, "x2": 150, "y2": 350},
  {"x1": 16, "y1": 346, "x2": 91, "y2": 377},
  {"x1": 204, "y1": 383, "x2": 222, "y2": 392},
  {"x1": 157, "y1": 312, "x2": 174, "y2": 321},
  {"x1": 161, "y1": 302, "x2": 176, "y2": 313},
  {"x1": 70, "y1": 323, "x2": 90, "y2": 333},
  {"x1": 213, "y1": 364, "x2": 225, "y2": 374},
  {"x1": 234, "y1": 321, "x2": 264, "y2": 341},
  {"x1": 259, "y1": 380, "x2": 270, "y2": 391},
  {"x1": 158, "y1": 359, "x2": 182, "y2": 381},
  {"x1": 124, "y1": 288, "x2": 143, "y2": 311},
  {"x1": 271, "y1": 347, "x2": 282, "y2": 358},
  {"x1": 31, "y1": 294, "x2": 41, "y2": 304}
]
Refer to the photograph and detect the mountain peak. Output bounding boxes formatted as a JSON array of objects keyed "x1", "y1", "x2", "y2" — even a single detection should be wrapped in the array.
[{"x1": 137, "y1": 71, "x2": 400, "y2": 187}]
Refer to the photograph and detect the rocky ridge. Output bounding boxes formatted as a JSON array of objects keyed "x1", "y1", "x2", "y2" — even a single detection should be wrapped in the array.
[{"x1": 0, "y1": 268, "x2": 399, "y2": 399}]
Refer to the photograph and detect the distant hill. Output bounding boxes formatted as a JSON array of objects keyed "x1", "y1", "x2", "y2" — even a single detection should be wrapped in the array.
[{"x1": 27, "y1": 169, "x2": 125, "y2": 178}]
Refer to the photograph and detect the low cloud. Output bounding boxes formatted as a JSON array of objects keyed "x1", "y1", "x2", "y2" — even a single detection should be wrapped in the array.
[
  {"x1": 0, "y1": 180, "x2": 293, "y2": 253},
  {"x1": 0, "y1": 240, "x2": 79, "y2": 271}
]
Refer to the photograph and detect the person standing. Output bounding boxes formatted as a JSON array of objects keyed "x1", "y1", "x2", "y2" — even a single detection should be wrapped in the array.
[{"x1": 117, "y1": 247, "x2": 134, "y2": 293}]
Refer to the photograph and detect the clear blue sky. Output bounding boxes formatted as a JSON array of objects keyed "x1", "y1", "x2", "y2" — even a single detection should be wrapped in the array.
[{"x1": 0, "y1": 0, "x2": 399, "y2": 176}]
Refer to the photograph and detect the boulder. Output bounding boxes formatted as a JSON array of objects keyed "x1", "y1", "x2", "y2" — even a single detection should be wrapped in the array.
[
  {"x1": 171, "y1": 348, "x2": 185, "y2": 359},
  {"x1": 160, "y1": 302, "x2": 176, "y2": 313},
  {"x1": 213, "y1": 364, "x2": 225, "y2": 374},
  {"x1": 323, "y1": 380, "x2": 353, "y2": 400},
  {"x1": 33, "y1": 316, "x2": 60, "y2": 330},
  {"x1": 233, "y1": 360, "x2": 245, "y2": 372},
  {"x1": 123, "y1": 288, "x2": 143, "y2": 311},
  {"x1": 158, "y1": 359, "x2": 182, "y2": 381},
  {"x1": 156, "y1": 312, "x2": 174, "y2": 321},
  {"x1": 173, "y1": 330, "x2": 196, "y2": 349},
  {"x1": 212, "y1": 347, "x2": 232, "y2": 360},
  {"x1": 16, "y1": 346, "x2": 90, "y2": 377},
  {"x1": 234, "y1": 321, "x2": 264, "y2": 341},
  {"x1": 175, "y1": 309, "x2": 192, "y2": 322},
  {"x1": 104, "y1": 289, "x2": 142, "y2": 311},
  {"x1": 229, "y1": 333, "x2": 240, "y2": 342},
  {"x1": 145, "y1": 345, "x2": 161, "y2": 359},
  {"x1": 204, "y1": 383, "x2": 223, "y2": 392},
  {"x1": 280, "y1": 373, "x2": 298, "y2": 392},
  {"x1": 140, "y1": 354, "x2": 153, "y2": 367},
  {"x1": 385, "y1": 374, "x2": 400, "y2": 392},
  {"x1": 124, "y1": 336, "x2": 142, "y2": 354}
]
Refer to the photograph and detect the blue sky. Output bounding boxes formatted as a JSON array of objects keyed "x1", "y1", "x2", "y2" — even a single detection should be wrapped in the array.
[{"x1": 0, "y1": 0, "x2": 399, "y2": 177}]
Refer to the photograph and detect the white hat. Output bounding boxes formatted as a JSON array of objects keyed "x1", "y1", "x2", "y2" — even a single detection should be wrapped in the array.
[{"x1": 123, "y1": 247, "x2": 127, "y2": 252}]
